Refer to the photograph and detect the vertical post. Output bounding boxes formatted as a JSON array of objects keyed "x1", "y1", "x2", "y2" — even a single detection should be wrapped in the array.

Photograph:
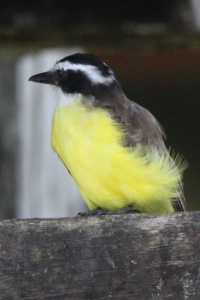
[{"x1": 16, "y1": 49, "x2": 88, "y2": 218}]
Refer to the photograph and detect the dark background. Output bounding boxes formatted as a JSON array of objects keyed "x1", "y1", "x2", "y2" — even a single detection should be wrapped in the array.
[
  {"x1": 0, "y1": 0, "x2": 199, "y2": 218},
  {"x1": 0, "y1": 1, "x2": 179, "y2": 26}
]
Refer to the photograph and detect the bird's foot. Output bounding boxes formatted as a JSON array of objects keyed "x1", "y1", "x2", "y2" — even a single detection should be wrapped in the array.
[
  {"x1": 115, "y1": 206, "x2": 139, "y2": 214},
  {"x1": 77, "y1": 208, "x2": 108, "y2": 217},
  {"x1": 77, "y1": 206, "x2": 139, "y2": 217}
]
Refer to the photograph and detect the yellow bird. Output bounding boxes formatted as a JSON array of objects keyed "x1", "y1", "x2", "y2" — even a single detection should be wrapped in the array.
[{"x1": 29, "y1": 53, "x2": 186, "y2": 214}]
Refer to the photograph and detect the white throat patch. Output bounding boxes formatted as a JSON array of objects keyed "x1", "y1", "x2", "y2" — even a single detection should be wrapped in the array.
[
  {"x1": 57, "y1": 90, "x2": 81, "y2": 106},
  {"x1": 54, "y1": 61, "x2": 114, "y2": 86},
  {"x1": 57, "y1": 90, "x2": 95, "y2": 107}
]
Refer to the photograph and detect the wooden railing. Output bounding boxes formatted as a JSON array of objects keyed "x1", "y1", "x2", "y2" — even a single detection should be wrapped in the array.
[{"x1": 0, "y1": 211, "x2": 199, "y2": 299}]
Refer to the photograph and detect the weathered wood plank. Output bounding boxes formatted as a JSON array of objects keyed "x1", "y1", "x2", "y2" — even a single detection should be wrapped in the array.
[{"x1": 0, "y1": 212, "x2": 200, "y2": 299}]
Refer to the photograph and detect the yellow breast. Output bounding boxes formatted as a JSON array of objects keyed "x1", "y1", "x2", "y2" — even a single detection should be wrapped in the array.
[{"x1": 51, "y1": 97, "x2": 182, "y2": 213}]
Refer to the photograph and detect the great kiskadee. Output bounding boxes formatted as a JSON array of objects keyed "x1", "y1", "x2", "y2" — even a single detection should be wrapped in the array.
[{"x1": 29, "y1": 53, "x2": 186, "y2": 214}]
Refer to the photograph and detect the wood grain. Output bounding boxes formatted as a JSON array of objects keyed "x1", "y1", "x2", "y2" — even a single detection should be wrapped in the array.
[{"x1": 0, "y1": 212, "x2": 200, "y2": 299}]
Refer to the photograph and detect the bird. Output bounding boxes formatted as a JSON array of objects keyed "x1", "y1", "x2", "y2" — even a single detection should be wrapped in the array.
[{"x1": 29, "y1": 53, "x2": 186, "y2": 214}]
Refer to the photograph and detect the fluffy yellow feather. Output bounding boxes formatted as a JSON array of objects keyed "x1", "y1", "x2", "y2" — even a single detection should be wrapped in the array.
[{"x1": 52, "y1": 96, "x2": 184, "y2": 213}]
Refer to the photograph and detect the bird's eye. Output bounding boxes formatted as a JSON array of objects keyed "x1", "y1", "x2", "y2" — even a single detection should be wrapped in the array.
[{"x1": 57, "y1": 69, "x2": 63, "y2": 76}]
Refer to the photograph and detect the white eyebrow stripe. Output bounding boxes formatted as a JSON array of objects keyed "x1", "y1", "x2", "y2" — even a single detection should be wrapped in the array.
[{"x1": 55, "y1": 61, "x2": 114, "y2": 85}]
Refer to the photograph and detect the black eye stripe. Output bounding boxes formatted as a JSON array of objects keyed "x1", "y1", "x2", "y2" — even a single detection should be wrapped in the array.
[{"x1": 57, "y1": 69, "x2": 64, "y2": 76}]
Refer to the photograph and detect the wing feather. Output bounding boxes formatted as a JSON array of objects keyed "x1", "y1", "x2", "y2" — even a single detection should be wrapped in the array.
[{"x1": 96, "y1": 95, "x2": 186, "y2": 211}]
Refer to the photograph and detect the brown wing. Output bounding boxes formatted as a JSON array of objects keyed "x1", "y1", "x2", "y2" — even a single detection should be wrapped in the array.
[
  {"x1": 121, "y1": 100, "x2": 167, "y2": 152},
  {"x1": 95, "y1": 94, "x2": 186, "y2": 211}
]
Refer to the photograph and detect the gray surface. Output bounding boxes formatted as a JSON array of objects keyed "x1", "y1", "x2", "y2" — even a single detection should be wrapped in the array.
[{"x1": 0, "y1": 212, "x2": 199, "y2": 299}]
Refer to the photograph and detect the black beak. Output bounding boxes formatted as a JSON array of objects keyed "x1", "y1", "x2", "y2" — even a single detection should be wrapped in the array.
[{"x1": 29, "y1": 71, "x2": 55, "y2": 85}]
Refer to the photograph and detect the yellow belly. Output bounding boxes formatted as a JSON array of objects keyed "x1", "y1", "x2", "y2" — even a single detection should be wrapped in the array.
[{"x1": 51, "y1": 98, "x2": 182, "y2": 213}]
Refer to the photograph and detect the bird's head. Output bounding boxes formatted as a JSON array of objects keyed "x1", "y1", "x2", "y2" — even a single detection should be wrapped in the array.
[{"x1": 29, "y1": 53, "x2": 122, "y2": 99}]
